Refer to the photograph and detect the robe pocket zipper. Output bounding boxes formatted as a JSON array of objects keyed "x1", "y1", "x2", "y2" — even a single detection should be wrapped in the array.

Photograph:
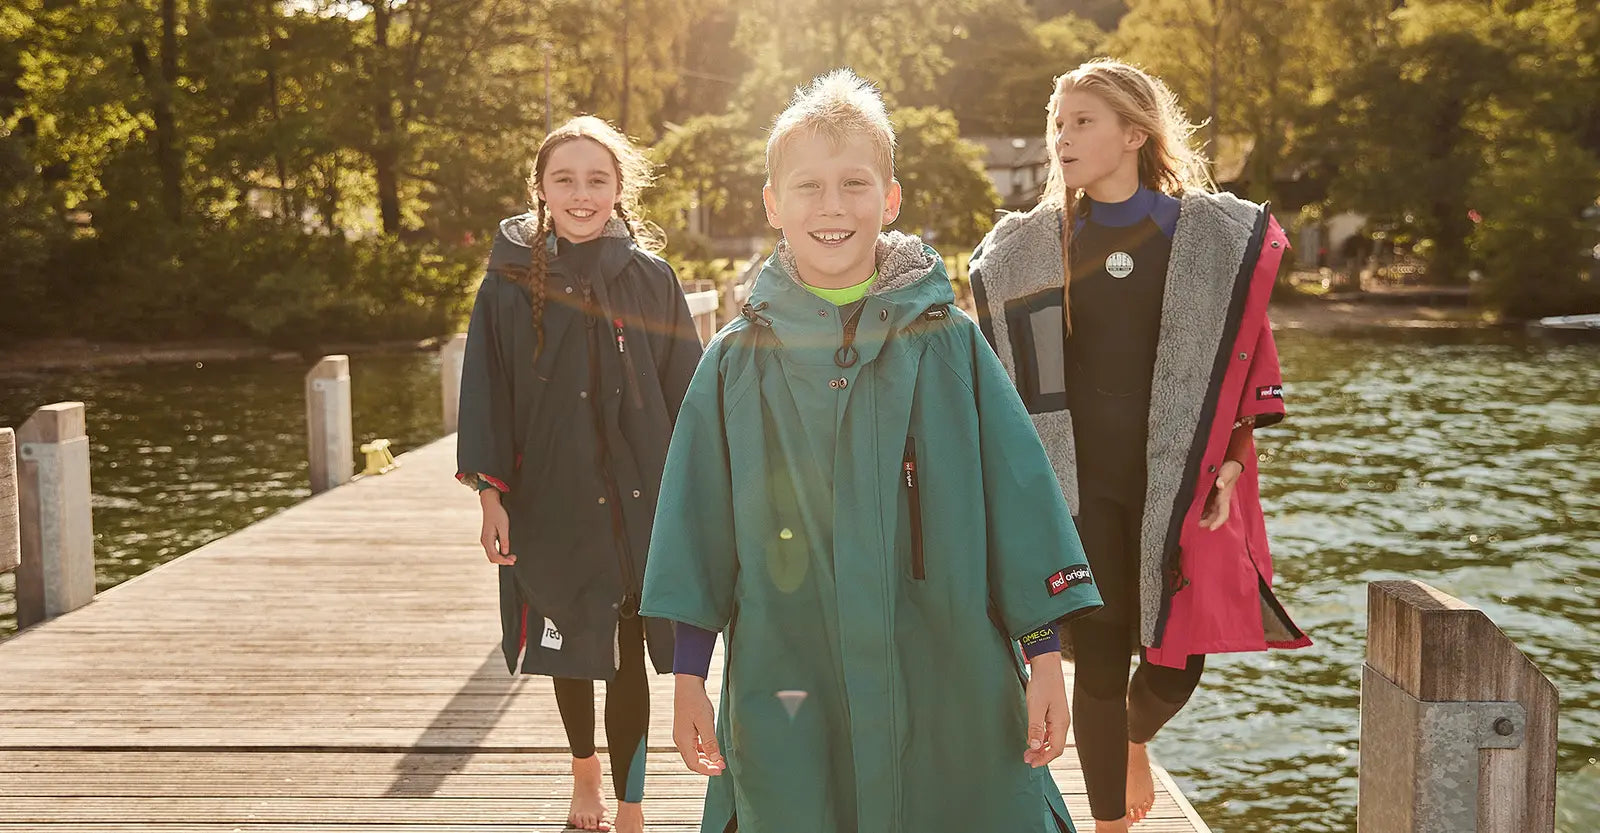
[{"x1": 904, "y1": 436, "x2": 925, "y2": 580}]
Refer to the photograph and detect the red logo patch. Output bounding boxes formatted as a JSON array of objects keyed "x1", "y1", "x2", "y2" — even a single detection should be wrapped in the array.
[{"x1": 1047, "y1": 566, "x2": 1093, "y2": 595}]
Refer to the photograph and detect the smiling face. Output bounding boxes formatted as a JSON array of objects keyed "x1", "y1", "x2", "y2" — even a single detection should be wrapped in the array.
[
  {"x1": 538, "y1": 137, "x2": 620, "y2": 243},
  {"x1": 763, "y1": 131, "x2": 902, "y2": 290},
  {"x1": 1052, "y1": 88, "x2": 1147, "y2": 199}
]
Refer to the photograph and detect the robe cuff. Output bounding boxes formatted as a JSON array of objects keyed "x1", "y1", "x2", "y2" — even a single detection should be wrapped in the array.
[
  {"x1": 672, "y1": 621, "x2": 718, "y2": 678},
  {"x1": 455, "y1": 471, "x2": 510, "y2": 493}
]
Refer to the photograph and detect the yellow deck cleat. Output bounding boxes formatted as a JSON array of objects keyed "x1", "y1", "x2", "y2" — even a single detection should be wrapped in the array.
[{"x1": 360, "y1": 438, "x2": 399, "y2": 476}]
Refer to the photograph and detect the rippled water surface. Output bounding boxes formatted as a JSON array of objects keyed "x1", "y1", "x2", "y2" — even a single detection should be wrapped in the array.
[
  {"x1": 1167, "y1": 330, "x2": 1599, "y2": 832},
  {"x1": 1, "y1": 331, "x2": 1595, "y2": 831}
]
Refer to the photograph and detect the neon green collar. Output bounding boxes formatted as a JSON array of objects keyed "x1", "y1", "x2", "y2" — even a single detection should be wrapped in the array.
[{"x1": 801, "y1": 271, "x2": 877, "y2": 306}]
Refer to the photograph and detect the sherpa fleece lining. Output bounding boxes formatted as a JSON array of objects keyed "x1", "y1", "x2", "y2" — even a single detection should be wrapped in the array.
[
  {"x1": 971, "y1": 191, "x2": 1264, "y2": 645},
  {"x1": 776, "y1": 230, "x2": 938, "y2": 296},
  {"x1": 500, "y1": 214, "x2": 632, "y2": 249}
]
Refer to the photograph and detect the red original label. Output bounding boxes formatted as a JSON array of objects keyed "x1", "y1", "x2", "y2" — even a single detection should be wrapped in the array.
[{"x1": 1047, "y1": 566, "x2": 1093, "y2": 595}]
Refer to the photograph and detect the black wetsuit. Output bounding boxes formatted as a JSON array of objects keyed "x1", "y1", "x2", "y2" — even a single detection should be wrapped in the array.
[{"x1": 1064, "y1": 187, "x2": 1205, "y2": 823}]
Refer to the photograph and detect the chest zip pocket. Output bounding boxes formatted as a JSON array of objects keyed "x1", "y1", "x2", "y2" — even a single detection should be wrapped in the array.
[{"x1": 904, "y1": 436, "x2": 925, "y2": 580}]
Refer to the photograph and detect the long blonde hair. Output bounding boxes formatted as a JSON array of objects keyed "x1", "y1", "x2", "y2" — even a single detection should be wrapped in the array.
[
  {"x1": 519, "y1": 116, "x2": 663, "y2": 359},
  {"x1": 1041, "y1": 59, "x2": 1212, "y2": 330}
]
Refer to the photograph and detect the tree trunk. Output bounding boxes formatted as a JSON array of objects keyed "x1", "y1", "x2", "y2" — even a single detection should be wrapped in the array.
[
  {"x1": 260, "y1": 0, "x2": 292, "y2": 222},
  {"x1": 619, "y1": 0, "x2": 631, "y2": 132},
  {"x1": 371, "y1": 0, "x2": 402, "y2": 236},
  {"x1": 317, "y1": 154, "x2": 342, "y2": 234},
  {"x1": 1208, "y1": 0, "x2": 1222, "y2": 160},
  {"x1": 1425, "y1": 97, "x2": 1469, "y2": 284},
  {"x1": 129, "y1": 0, "x2": 184, "y2": 223}
]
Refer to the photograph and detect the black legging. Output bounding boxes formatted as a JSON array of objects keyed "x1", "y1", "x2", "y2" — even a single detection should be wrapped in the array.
[
  {"x1": 552, "y1": 614, "x2": 650, "y2": 803},
  {"x1": 1069, "y1": 492, "x2": 1204, "y2": 823}
]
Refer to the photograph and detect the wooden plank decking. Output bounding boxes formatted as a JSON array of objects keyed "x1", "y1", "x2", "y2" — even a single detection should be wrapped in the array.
[{"x1": 0, "y1": 436, "x2": 1209, "y2": 832}]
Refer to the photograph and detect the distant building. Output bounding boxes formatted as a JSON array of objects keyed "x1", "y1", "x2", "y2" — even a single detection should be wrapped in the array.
[{"x1": 968, "y1": 136, "x2": 1052, "y2": 212}]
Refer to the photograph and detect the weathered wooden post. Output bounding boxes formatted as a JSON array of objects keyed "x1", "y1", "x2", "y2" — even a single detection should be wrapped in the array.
[
  {"x1": 685, "y1": 289, "x2": 719, "y2": 346},
  {"x1": 1359, "y1": 580, "x2": 1559, "y2": 833},
  {"x1": 440, "y1": 333, "x2": 468, "y2": 434},
  {"x1": 1, "y1": 427, "x2": 19, "y2": 574},
  {"x1": 305, "y1": 356, "x2": 353, "y2": 494},
  {"x1": 14, "y1": 403, "x2": 96, "y2": 627}
]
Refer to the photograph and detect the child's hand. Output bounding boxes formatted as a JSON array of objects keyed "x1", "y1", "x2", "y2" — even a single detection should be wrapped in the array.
[
  {"x1": 1023, "y1": 656, "x2": 1069, "y2": 767},
  {"x1": 1199, "y1": 460, "x2": 1243, "y2": 531},
  {"x1": 478, "y1": 493, "x2": 515, "y2": 565},
  {"x1": 673, "y1": 674, "x2": 725, "y2": 776}
]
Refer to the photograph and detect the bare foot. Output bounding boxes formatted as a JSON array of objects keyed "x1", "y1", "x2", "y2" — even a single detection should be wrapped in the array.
[
  {"x1": 1093, "y1": 818, "x2": 1131, "y2": 833},
  {"x1": 613, "y1": 801, "x2": 644, "y2": 833},
  {"x1": 1126, "y1": 742, "x2": 1156, "y2": 824},
  {"x1": 567, "y1": 755, "x2": 611, "y2": 831}
]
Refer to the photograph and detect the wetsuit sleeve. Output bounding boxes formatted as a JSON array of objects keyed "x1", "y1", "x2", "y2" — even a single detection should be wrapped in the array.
[
  {"x1": 672, "y1": 622, "x2": 719, "y2": 678},
  {"x1": 644, "y1": 258, "x2": 704, "y2": 420},
  {"x1": 972, "y1": 326, "x2": 1103, "y2": 637},
  {"x1": 455, "y1": 273, "x2": 518, "y2": 491},
  {"x1": 1237, "y1": 322, "x2": 1286, "y2": 428},
  {"x1": 1020, "y1": 624, "x2": 1060, "y2": 659},
  {"x1": 640, "y1": 340, "x2": 739, "y2": 631}
]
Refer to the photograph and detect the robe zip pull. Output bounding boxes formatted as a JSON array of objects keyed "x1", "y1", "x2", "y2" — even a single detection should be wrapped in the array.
[
  {"x1": 580, "y1": 281, "x2": 598, "y2": 330},
  {"x1": 904, "y1": 436, "x2": 925, "y2": 580},
  {"x1": 834, "y1": 302, "x2": 866, "y2": 368},
  {"x1": 585, "y1": 277, "x2": 644, "y2": 410}
]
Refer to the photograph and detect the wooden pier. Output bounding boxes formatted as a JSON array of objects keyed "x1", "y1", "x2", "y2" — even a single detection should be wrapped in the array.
[{"x1": 0, "y1": 435, "x2": 1211, "y2": 832}]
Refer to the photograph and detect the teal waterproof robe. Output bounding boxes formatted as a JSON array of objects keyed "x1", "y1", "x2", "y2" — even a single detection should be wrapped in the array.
[{"x1": 641, "y1": 232, "x2": 1102, "y2": 833}]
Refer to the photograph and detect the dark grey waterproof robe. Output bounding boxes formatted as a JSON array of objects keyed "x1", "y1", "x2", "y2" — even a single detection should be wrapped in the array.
[{"x1": 456, "y1": 215, "x2": 702, "y2": 679}]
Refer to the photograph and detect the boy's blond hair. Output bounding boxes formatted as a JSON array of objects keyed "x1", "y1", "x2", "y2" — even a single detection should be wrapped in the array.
[{"x1": 765, "y1": 69, "x2": 896, "y2": 185}]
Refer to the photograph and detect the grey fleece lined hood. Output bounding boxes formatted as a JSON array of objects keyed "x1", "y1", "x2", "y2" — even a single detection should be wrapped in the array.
[
  {"x1": 499, "y1": 213, "x2": 632, "y2": 251},
  {"x1": 773, "y1": 229, "x2": 942, "y2": 298},
  {"x1": 748, "y1": 230, "x2": 954, "y2": 345}
]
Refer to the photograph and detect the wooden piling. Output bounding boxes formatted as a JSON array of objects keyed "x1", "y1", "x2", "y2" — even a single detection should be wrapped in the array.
[
  {"x1": 305, "y1": 356, "x2": 353, "y2": 494},
  {"x1": 1359, "y1": 580, "x2": 1558, "y2": 832},
  {"x1": 14, "y1": 403, "x2": 96, "y2": 627},
  {"x1": 440, "y1": 333, "x2": 468, "y2": 435},
  {"x1": 1, "y1": 427, "x2": 19, "y2": 574}
]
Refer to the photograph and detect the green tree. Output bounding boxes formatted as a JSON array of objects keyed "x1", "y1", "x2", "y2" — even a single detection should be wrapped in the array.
[
  {"x1": 1469, "y1": 129, "x2": 1600, "y2": 318},
  {"x1": 1029, "y1": 0, "x2": 1127, "y2": 30},
  {"x1": 646, "y1": 112, "x2": 769, "y2": 248},
  {"x1": 1328, "y1": 3, "x2": 1515, "y2": 284},
  {"x1": 1327, "y1": 1, "x2": 1596, "y2": 287},
  {"x1": 727, "y1": 0, "x2": 987, "y2": 121},
  {"x1": 890, "y1": 106, "x2": 1000, "y2": 247},
  {"x1": 941, "y1": 7, "x2": 1103, "y2": 136},
  {"x1": 1111, "y1": 0, "x2": 1371, "y2": 204},
  {"x1": 1464, "y1": 1, "x2": 1600, "y2": 317}
]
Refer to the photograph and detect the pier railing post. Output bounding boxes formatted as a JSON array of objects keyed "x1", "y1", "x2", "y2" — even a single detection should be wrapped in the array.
[
  {"x1": 305, "y1": 356, "x2": 353, "y2": 494},
  {"x1": 2, "y1": 427, "x2": 19, "y2": 574},
  {"x1": 1359, "y1": 580, "x2": 1558, "y2": 833},
  {"x1": 14, "y1": 403, "x2": 96, "y2": 627},
  {"x1": 440, "y1": 333, "x2": 468, "y2": 434},
  {"x1": 685, "y1": 290, "x2": 719, "y2": 346}
]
